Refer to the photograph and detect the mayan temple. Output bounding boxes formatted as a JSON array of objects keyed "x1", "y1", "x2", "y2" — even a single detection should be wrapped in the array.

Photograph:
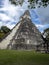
[{"x1": 0, "y1": 10, "x2": 44, "y2": 50}]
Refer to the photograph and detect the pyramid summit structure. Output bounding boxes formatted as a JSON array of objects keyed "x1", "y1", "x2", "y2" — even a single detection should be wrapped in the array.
[{"x1": 0, "y1": 10, "x2": 44, "y2": 50}]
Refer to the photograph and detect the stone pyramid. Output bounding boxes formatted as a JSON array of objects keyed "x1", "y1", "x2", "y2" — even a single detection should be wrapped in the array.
[{"x1": 0, "y1": 10, "x2": 44, "y2": 50}]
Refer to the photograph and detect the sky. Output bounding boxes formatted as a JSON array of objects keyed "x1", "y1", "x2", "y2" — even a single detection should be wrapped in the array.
[{"x1": 0, "y1": 0, "x2": 49, "y2": 33}]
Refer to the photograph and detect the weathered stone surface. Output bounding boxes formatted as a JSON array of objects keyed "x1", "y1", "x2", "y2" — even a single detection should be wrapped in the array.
[{"x1": 0, "y1": 10, "x2": 44, "y2": 50}]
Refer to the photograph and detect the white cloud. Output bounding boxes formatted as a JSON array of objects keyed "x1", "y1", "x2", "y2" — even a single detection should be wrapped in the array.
[
  {"x1": 0, "y1": 0, "x2": 49, "y2": 33},
  {"x1": 36, "y1": 24, "x2": 44, "y2": 28},
  {"x1": 36, "y1": 5, "x2": 49, "y2": 24},
  {"x1": 0, "y1": 13, "x2": 13, "y2": 21},
  {"x1": 0, "y1": 0, "x2": 28, "y2": 29},
  {"x1": 36, "y1": 24, "x2": 49, "y2": 28},
  {"x1": 5, "y1": 23, "x2": 15, "y2": 29},
  {"x1": 36, "y1": 24, "x2": 49, "y2": 32}
]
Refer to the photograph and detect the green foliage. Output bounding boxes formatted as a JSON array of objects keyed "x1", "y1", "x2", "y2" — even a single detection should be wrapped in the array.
[
  {"x1": 9, "y1": 0, "x2": 49, "y2": 8},
  {"x1": 0, "y1": 32, "x2": 5, "y2": 39},
  {"x1": 9, "y1": 0, "x2": 24, "y2": 6},
  {"x1": 44, "y1": 28, "x2": 49, "y2": 33},
  {"x1": 0, "y1": 26, "x2": 11, "y2": 39},
  {"x1": 43, "y1": 28, "x2": 49, "y2": 42},
  {"x1": 1, "y1": 26, "x2": 11, "y2": 34},
  {"x1": 0, "y1": 50, "x2": 49, "y2": 65},
  {"x1": 28, "y1": 0, "x2": 49, "y2": 8}
]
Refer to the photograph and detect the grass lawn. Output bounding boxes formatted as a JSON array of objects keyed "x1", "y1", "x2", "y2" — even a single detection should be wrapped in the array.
[{"x1": 0, "y1": 50, "x2": 49, "y2": 65}]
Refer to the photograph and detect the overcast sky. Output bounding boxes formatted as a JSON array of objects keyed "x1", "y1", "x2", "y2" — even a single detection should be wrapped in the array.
[{"x1": 0, "y1": 0, "x2": 49, "y2": 33}]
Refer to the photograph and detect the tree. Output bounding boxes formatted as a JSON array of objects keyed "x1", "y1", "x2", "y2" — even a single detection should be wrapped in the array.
[
  {"x1": 9, "y1": 0, "x2": 24, "y2": 6},
  {"x1": 1, "y1": 26, "x2": 11, "y2": 34},
  {"x1": 9, "y1": 0, "x2": 49, "y2": 8},
  {"x1": 43, "y1": 28, "x2": 49, "y2": 52},
  {"x1": 0, "y1": 26, "x2": 11, "y2": 40},
  {"x1": 43, "y1": 28, "x2": 49, "y2": 40}
]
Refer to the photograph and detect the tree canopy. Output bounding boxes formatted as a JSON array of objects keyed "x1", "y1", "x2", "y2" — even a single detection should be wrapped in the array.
[
  {"x1": 1, "y1": 26, "x2": 11, "y2": 34},
  {"x1": 9, "y1": 0, "x2": 49, "y2": 8},
  {"x1": 43, "y1": 28, "x2": 49, "y2": 42},
  {"x1": 0, "y1": 26, "x2": 11, "y2": 39}
]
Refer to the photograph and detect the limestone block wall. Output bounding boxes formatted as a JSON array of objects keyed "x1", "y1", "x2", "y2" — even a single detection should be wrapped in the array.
[{"x1": 0, "y1": 22, "x2": 21, "y2": 49}]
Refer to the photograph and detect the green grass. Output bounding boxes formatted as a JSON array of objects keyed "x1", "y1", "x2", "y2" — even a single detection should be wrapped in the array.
[{"x1": 0, "y1": 50, "x2": 49, "y2": 65}]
